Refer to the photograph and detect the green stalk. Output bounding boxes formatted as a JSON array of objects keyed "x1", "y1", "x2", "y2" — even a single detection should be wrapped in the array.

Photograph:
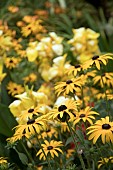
[
  {"x1": 101, "y1": 76, "x2": 109, "y2": 115},
  {"x1": 66, "y1": 120, "x2": 86, "y2": 170},
  {"x1": 20, "y1": 140, "x2": 35, "y2": 167}
]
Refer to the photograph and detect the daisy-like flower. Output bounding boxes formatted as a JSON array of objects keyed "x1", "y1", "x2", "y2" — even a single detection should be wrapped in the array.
[
  {"x1": 93, "y1": 72, "x2": 113, "y2": 88},
  {"x1": 7, "y1": 82, "x2": 24, "y2": 96},
  {"x1": 39, "y1": 127, "x2": 58, "y2": 139},
  {"x1": 66, "y1": 64, "x2": 83, "y2": 76},
  {"x1": 73, "y1": 106, "x2": 99, "y2": 125},
  {"x1": 55, "y1": 78, "x2": 82, "y2": 96},
  {"x1": 13, "y1": 117, "x2": 46, "y2": 140},
  {"x1": 84, "y1": 53, "x2": 113, "y2": 70},
  {"x1": 48, "y1": 99, "x2": 77, "y2": 122},
  {"x1": 98, "y1": 157, "x2": 113, "y2": 169},
  {"x1": 4, "y1": 57, "x2": 20, "y2": 69},
  {"x1": 19, "y1": 105, "x2": 41, "y2": 121},
  {"x1": 87, "y1": 116, "x2": 113, "y2": 144},
  {"x1": 23, "y1": 73, "x2": 37, "y2": 83},
  {"x1": 36, "y1": 140, "x2": 63, "y2": 160}
]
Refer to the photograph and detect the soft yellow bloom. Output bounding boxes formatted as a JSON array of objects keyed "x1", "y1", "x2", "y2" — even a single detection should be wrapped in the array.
[
  {"x1": 68, "y1": 27, "x2": 100, "y2": 63},
  {"x1": 26, "y1": 41, "x2": 38, "y2": 62}
]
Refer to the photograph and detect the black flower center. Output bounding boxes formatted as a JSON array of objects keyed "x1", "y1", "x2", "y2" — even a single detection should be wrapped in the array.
[
  {"x1": 102, "y1": 124, "x2": 111, "y2": 129},
  {"x1": 9, "y1": 59, "x2": 13, "y2": 63},
  {"x1": 92, "y1": 55, "x2": 99, "y2": 60},
  {"x1": 75, "y1": 64, "x2": 80, "y2": 68},
  {"x1": 27, "y1": 119, "x2": 35, "y2": 125},
  {"x1": 66, "y1": 80, "x2": 73, "y2": 84},
  {"x1": 58, "y1": 105, "x2": 67, "y2": 111},
  {"x1": 80, "y1": 114, "x2": 85, "y2": 118},
  {"x1": 101, "y1": 73, "x2": 106, "y2": 77},
  {"x1": 47, "y1": 146, "x2": 53, "y2": 150},
  {"x1": 14, "y1": 88, "x2": 17, "y2": 90},
  {"x1": 28, "y1": 108, "x2": 34, "y2": 113}
]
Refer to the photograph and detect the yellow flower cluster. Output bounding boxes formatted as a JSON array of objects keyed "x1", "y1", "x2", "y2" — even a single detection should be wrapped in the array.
[{"x1": 68, "y1": 27, "x2": 100, "y2": 63}]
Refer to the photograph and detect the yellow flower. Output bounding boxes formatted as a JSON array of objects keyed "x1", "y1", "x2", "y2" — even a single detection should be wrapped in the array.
[
  {"x1": 8, "y1": 5, "x2": 19, "y2": 13},
  {"x1": 19, "y1": 105, "x2": 40, "y2": 121},
  {"x1": 7, "y1": 82, "x2": 24, "y2": 96},
  {"x1": 36, "y1": 140, "x2": 63, "y2": 160},
  {"x1": 55, "y1": 78, "x2": 82, "y2": 96},
  {"x1": 0, "y1": 58, "x2": 6, "y2": 82},
  {"x1": 13, "y1": 117, "x2": 47, "y2": 140},
  {"x1": 26, "y1": 41, "x2": 38, "y2": 62},
  {"x1": 87, "y1": 116, "x2": 113, "y2": 144},
  {"x1": 48, "y1": 99, "x2": 77, "y2": 122},
  {"x1": 93, "y1": 72, "x2": 113, "y2": 88},
  {"x1": 39, "y1": 127, "x2": 58, "y2": 139},
  {"x1": 68, "y1": 27, "x2": 100, "y2": 63},
  {"x1": 0, "y1": 157, "x2": 7, "y2": 164},
  {"x1": 23, "y1": 73, "x2": 37, "y2": 83},
  {"x1": 4, "y1": 57, "x2": 20, "y2": 69},
  {"x1": 98, "y1": 157, "x2": 113, "y2": 169},
  {"x1": 73, "y1": 106, "x2": 99, "y2": 125},
  {"x1": 47, "y1": 54, "x2": 70, "y2": 81},
  {"x1": 66, "y1": 149, "x2": 75, "y2": 158},
  {"x1": 84, "y1": 53, "x2": 113, "y2": 70},
  {"x1": 66, "y1": 63, "x2": 83, "y2": 76},
  {"x1": 21, "y1": 20, "x2": 46, "y2": 37}
]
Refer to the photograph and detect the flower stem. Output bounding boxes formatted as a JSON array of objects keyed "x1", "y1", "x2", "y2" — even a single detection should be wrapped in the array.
[
  {"x1": 66, "y1": 120, "x2": 86, "y2": 170},
  {"x1": 101, "y1": 76, "x2": 109, "y2": 115},
  {"x1": 20, "y1": 140, "x2": 35, "y2": 167}
]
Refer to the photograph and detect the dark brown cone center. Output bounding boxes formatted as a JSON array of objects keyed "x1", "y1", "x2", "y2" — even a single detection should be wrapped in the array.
[
  {"x1": 80, "y1": 114, "x2": 85, "y2": 118},
  {"x1": 28, "y1": 108, "x2": 34, "y2": 113},
  {"x1": 58, "y1": 105, "x2": 67, "y2": 111},
  {"x1": 92, "y1": 55, "x2": 99, "y2": 60},
  {"x1": 47, "y1": 146, "x2": 53, "y2": 150},
  {"x1": 27, "y1": 119, "x2": 35, "y2": 124},
  {"x1": 9, "y1": 59, "x2": 13, "y2": 63},
  {"x1": 102, "y1": 124, "x2": 111, "y2": 129},
  {"x1": 75, "y1": 64, "x2": 80, "y2": 68},
  {"x1": 66, "y1": 80, "x2": 73, "y2": 84}
]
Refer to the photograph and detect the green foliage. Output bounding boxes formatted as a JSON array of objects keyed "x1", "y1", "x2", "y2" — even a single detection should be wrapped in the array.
[{"x1": 0, "y1": 103, "x2": 17, "y2": 137}]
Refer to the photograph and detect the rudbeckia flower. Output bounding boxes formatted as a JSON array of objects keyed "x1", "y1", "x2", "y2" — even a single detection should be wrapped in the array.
[
  {"x1": 93, "y1": 72, "x2": 113, "y2": 88},
  {"x1": 19, "y1": 105, "x2": 40, "y2": 121},
  {"x1": 73, "y1": 106, "x2": 99, "y2": 125},
  {"x1": 23, "y1": 73, "x2": 37, "y2": 83},
  {"x1": 4, "y1": 57, "x2": 20, "y2": 69},
  {"x1": 66, "y1": 64, "x2": 83, "y2": 76},
  {"x1": 55, "y1": 78, "x2": 82, "y2": 96},
  {"x1": 84, "y1": 53, "x2": 113, "y2": 70},
  {"x1": 98, "y1": 157, "x2": 113, "y2": 169},
  {"x1": 13, "y1": 117, "x2": 47, "y2": 140},
  {"x1": 48, "y1": 99, "x2": 77, "y2": 122},
  {"x1": 7, "y1": 81, "x2": 24, "y2": 96},
  {"x1": 87, "y1": 116, "x2": 113, "y2": 144},
  {"x1": 36, "y1": 140, "x2": 63, "y2": 160}
]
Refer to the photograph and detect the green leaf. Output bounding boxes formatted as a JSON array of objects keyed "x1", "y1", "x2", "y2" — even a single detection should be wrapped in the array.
[
  {"x1": 0, "y1": 103, "x2": 17, "y2": 137},
  {"x1": 65, "y1": 136, "x2": 73, "y2": 146},
  {"x1": 17, "y1": 152, "x2": 28, "y2": 165}
]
